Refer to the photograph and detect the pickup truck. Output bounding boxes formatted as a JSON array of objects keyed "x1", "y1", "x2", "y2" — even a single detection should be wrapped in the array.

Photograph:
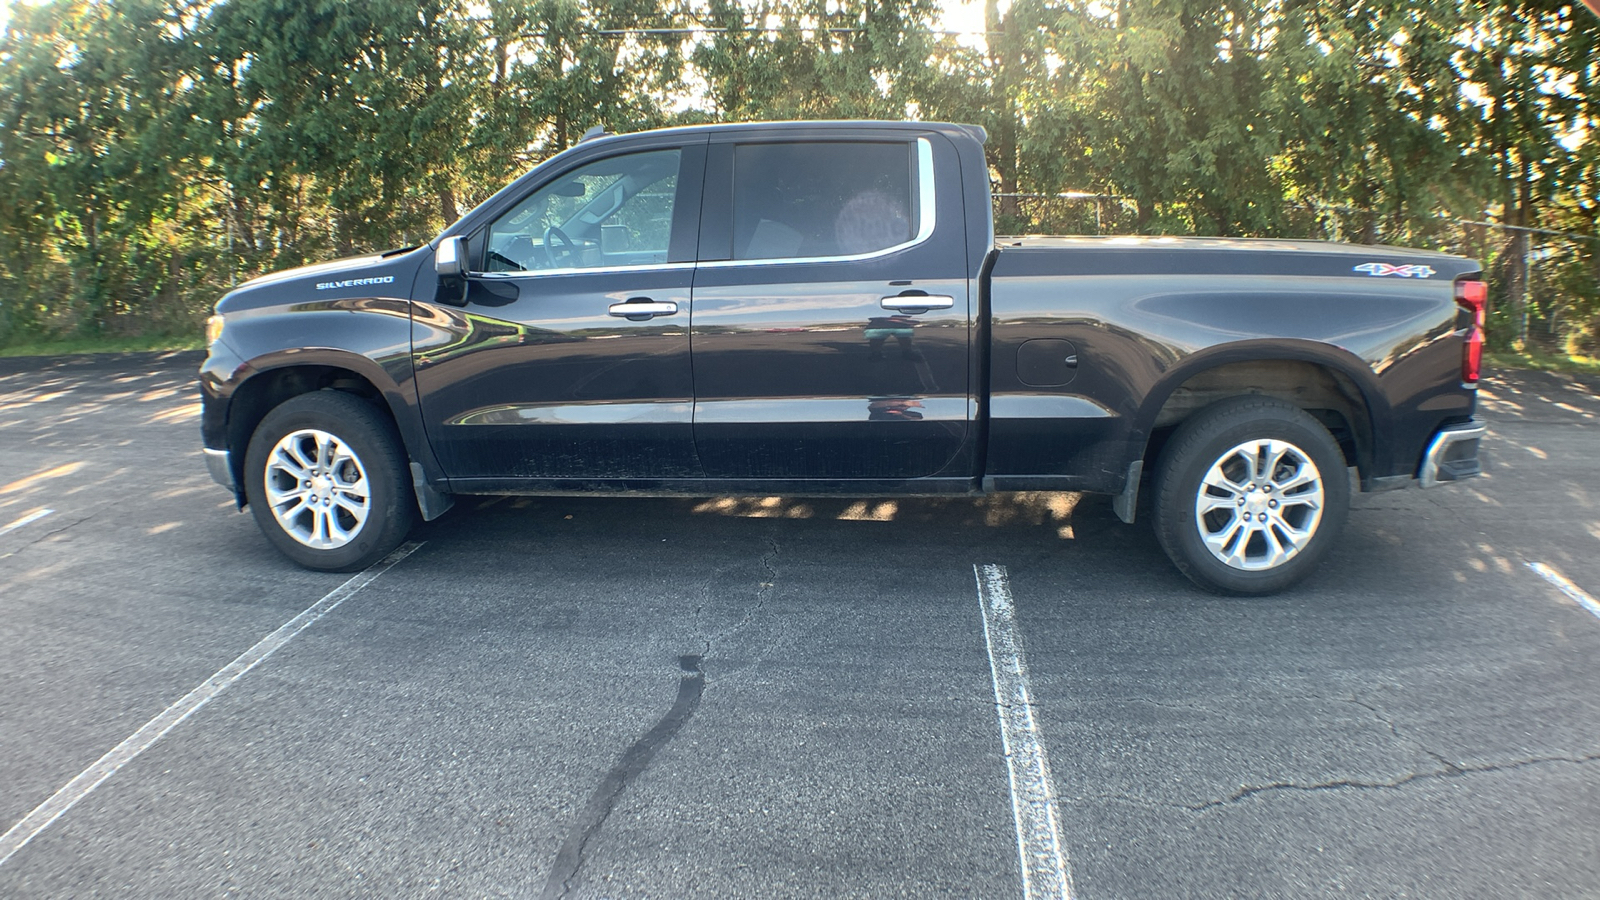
[{"x1": 199, "y1": 120, "x2": 1487, "y2": 594}]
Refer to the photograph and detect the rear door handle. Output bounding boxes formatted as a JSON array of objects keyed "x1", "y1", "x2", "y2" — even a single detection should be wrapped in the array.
[
  {"x1": 608, "y1": 298, "x2": 678, "y2": 320},
  {"x1": 880, "y1": 293, "x2": 955, "y2": 312}
]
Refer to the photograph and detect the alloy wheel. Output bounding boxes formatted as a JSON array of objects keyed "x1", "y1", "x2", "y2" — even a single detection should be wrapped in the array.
[
  {"x1": 1193, "y1": 438, "x2": 1325, "y2": 571},
  {"x1": 263, "y1": 428, "x2": 371, "y2": 549}
]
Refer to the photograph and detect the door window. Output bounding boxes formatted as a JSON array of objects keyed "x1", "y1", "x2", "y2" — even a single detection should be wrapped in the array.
[
  {"x1": 485, "y1": 149, "x2": 681, "y2": 272},
  {"x1": 731, "y1": 142, "x2": 916, "y2": 261}
]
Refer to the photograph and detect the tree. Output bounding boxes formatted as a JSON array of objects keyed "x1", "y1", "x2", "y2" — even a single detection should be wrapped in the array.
[
  {"x1": 0, "y1": 0, "x2": 193, "y2": 336},
  {"x1": 1270, "y1": 0, "x2": 1472, "y2": 243},
  {"x1": 1, "y1": 0, "x2": 1596, "y2": 349},
  {"x1": 688, "y1": 0, "x2": 945, "y2": 122}
]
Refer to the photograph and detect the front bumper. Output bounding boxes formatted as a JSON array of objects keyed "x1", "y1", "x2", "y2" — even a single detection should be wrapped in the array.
[
  {"x1": 205, "y1": 448, "x2": 236, "y2": 493},
  {"x1": 1419, "y1": 417, "x2": 1486, "y2": 488}
]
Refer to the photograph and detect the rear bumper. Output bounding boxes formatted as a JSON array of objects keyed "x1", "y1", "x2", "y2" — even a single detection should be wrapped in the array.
[{"x1": 1419, "y1": 417, "x2": 1486, "y2": 488}]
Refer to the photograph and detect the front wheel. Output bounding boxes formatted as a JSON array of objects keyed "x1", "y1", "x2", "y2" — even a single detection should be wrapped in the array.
[
  {"x1": 243, "y1": 391, "x2": 415, "y2": 572},
  {"x1": 1151, "y1": 396, "x2": 1350, "y2": 595}
]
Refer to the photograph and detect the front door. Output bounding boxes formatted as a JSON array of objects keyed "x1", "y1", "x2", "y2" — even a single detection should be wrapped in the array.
[
  {"x1": 688, "y1": 132, "x2": 973, "y2": 480},
  {"x1": 413, "y1": 142, "x2": 706, "y2": 482}
]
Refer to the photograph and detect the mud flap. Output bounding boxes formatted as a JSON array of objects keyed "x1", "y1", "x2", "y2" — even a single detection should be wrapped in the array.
[{"x1": 1112, "y1": 458, "x2": 1142, "y2": 524}]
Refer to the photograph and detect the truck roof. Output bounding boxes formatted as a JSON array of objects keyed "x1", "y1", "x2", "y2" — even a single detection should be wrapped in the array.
[{"x1": 581, "y1": 119, "x2": 987, "y2": 145}]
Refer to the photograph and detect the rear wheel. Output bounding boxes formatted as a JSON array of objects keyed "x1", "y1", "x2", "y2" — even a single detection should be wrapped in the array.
[
  {"x1": 1152, "y1": 396, "x2": 1350, "y2": 595},
  {"x1": 243, "y1": 391, "x2": 414, "y2": 571}
]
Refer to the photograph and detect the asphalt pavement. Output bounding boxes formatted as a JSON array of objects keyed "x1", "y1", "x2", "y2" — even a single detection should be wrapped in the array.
[{"x1": 0, "y1": 351, "x2": 1597, "y2": 898}]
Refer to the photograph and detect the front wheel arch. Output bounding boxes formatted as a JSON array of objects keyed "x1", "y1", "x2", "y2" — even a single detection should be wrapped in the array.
[{"x1": 226, "y1": 364, "x2": 398, "y2": 500}]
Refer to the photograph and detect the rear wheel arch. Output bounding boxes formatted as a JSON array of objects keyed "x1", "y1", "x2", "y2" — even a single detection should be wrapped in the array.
[{"x1": 1131, "y1": 347, "x2": 1384, "y2": 482}]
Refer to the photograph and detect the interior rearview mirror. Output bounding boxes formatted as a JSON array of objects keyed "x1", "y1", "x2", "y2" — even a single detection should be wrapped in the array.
[{"x1": 435, "y1": 235, "x2": 466, "y2": 277}]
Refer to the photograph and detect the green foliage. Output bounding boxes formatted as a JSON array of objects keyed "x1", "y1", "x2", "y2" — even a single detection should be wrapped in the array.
[
  {"x1": 1005, "y1": 0, "x2": 1292, "y2": 235},
  {"x1": 0, "y1": 0, "x2": 196, "y2": 338},
  {"x1": 688, "y1": 0, "x2": 945, "y2": 122},
  {"x1": 1485, "y1": 348, "x2": 1600, "y2": 376},
  {"x1": 0, "y1": 332, "x2": 205, "y2": 358},
  {"x1": 0, "y1": 0, "x2": 1596, "y2": 351}
]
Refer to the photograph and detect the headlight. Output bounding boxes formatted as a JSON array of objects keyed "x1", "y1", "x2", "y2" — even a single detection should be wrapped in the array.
[{"x1": 205, "y1": 314, "x2": 225, "y2": 348}]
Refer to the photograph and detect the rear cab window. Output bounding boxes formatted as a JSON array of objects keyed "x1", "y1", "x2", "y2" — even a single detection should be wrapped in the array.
[{"x1": 730, "y1": 141, "x2": 919, "y2": 261}]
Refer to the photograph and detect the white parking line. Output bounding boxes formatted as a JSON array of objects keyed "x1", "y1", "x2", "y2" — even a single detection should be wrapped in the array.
[
  {"x1": 0, "y1": 508, "x2": 53, "y2": 537},
  {"x1": 1526, "y1": 561, "x2": 1600, "y2": 623},
  {"x1": 974, "y1": 564, "x2": 1074, "y2": 900},
  {"x1": 0, "y1": 542, "x2": 423, "y2": 868}
]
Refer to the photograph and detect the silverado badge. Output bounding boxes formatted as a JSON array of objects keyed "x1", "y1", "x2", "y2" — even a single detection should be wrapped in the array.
[{"x1": 315, "y1": 275, "x2": 396, "y2": 290}]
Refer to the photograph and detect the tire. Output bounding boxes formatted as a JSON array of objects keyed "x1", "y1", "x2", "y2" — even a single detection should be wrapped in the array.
[
  {"x1": 1151, "y1": 396, "x2": 1350, "y2": 595},
  {"x1": 243, "y1": 391, "x2": 415, "y2": 572}
]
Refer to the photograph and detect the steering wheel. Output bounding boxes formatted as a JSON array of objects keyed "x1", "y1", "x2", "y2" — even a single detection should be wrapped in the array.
[{"x1": 543, "y1": 225, "x2": 578, "y2": 268}]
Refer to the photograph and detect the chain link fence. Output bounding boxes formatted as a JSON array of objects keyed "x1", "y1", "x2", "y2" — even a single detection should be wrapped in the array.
[{"x1": 994, "y1": 194, "x2": 1600, "y2": 356}]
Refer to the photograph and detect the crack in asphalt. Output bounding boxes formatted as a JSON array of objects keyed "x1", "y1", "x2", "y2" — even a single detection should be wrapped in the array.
[
  {"x1": 689, "y1": 560, "x2": 727, "y2": 622},
  {"x1": 541, "y1": 537, "x2": 780, "y2": 898},
  {"x1": 1343, "y1": 694, "x2": 1464, "y2": 774},
  {"x1": 1187, "y1": 752, "x2": 1600, "y2": 812},
  {"x1": 700, "y1": 534, "x2": 780, "y2": 658},
  {"x1": 539, "y1": 655, "x2": 706, "y2": 900},
  {"x1": 0, "y1": 513, "x2": 91, "y2": 559}
]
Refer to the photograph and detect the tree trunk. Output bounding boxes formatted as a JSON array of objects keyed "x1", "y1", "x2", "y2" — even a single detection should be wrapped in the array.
[
  {"x1": 1505, "y1": 228, "x2": 1527, "y2": 347},
  {"x1": 1135, "y1": 198, "x2": 1153, "y2": 231},
  {"x1": 439, "y1": 187, "x2": 458, "y2": 224}
]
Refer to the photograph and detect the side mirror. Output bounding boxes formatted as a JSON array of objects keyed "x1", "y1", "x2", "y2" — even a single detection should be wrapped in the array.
[{"x1": 435, "y1": 235, "x2": 466, "y2": 277}]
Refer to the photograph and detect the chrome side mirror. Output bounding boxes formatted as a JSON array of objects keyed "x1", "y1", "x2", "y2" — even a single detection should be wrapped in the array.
[{"x1": 435, "y1": 235, "x2": 466, "y2": 277}]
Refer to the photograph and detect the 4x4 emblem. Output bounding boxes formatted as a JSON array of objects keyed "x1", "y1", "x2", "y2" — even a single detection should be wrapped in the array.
[{"x1": 1353, "y1": 262, "x2": 1436, "y2": 278}]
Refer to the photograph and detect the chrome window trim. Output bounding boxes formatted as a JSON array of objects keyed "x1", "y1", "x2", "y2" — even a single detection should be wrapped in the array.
[
  {"x1": 915, "y1": 136, "x2": 936, "y2": 243},
  {"x1": 699, "y1": 136, "x2": 936, "y2": 270},
  {"x1": 471, "y1": 261, "x2": 697, "y2": 280},
  {"x1": 462, "y1": 137, "x2": 935, "y2": 277}
]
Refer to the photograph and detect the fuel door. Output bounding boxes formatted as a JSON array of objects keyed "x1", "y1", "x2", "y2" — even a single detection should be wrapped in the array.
[{"x1": 1017, "y1": 338, "x2": 1079, "y2": 386}]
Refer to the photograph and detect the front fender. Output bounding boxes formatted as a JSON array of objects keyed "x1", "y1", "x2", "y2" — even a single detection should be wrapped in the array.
[{"x1": 201, "y1": 299, "x2": 444, "y2": 489}]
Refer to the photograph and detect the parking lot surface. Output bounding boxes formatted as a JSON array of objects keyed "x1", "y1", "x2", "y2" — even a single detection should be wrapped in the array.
[{"x1": 1, "y1": 351, "x2": 1597, "y2": 898}]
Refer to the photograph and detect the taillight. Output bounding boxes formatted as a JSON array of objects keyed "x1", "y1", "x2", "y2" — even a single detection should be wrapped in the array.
[{"x1": 1455, "y1": 280, "x2": 1487, "y2": 384}]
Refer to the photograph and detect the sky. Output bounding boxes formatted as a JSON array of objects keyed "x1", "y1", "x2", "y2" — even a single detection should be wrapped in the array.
[{"x1": 939, "y1": 0, "x2": 988, "y2": 37}]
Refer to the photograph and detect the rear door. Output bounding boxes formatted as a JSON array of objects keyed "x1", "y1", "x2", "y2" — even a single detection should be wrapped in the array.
[{"x1": 688, "y1": 129, "x2": 973, "y2": 480}]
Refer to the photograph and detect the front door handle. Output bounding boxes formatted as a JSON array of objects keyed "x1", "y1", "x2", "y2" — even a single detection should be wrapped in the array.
[
  {"x1": 880, "y1": 292, "x2": 955, "y2": 312},
  {"x1": 608, "y1": 298, "x2": 678, "y2": 320}
]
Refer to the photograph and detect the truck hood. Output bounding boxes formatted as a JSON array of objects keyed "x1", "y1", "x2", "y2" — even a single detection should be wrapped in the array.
[
  {"x1": 235, "y1": 253, "x2": 390, "y2": 290},
  {"x1": 215, "y1": 247, "x2": 425, "y2": 314}
]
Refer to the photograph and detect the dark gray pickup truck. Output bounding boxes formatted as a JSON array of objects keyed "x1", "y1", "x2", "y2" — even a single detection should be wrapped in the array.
[{"x1": 199, "y1": 120, "x2": 1487, "y2": 594}]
